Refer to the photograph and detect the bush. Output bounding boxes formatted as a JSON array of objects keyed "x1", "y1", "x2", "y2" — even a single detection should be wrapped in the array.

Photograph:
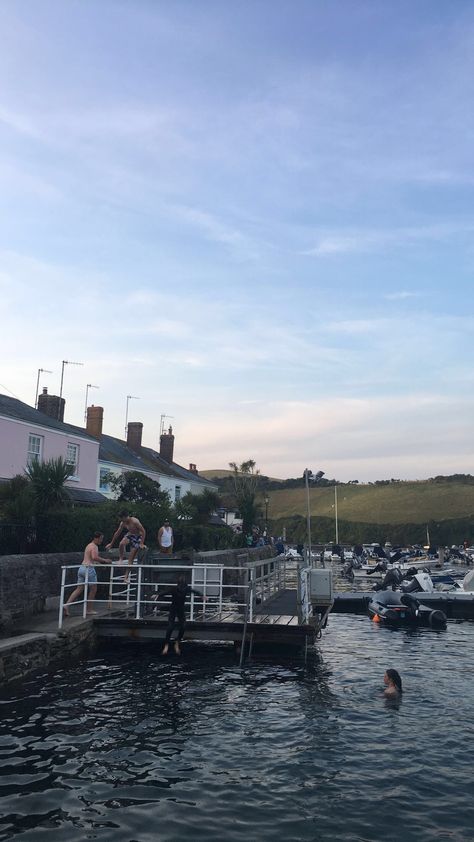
[
  {"x1": 173, "y1": 524, "x2": 236, "y2": 552},
  {"x1": 34, "y1": 503, "x2": 238, "y2": 554}
]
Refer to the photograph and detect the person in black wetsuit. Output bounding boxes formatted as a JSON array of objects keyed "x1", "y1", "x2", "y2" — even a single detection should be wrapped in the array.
[{"x1": 160, "y1": 574, "x2": 204, "y2": 656}]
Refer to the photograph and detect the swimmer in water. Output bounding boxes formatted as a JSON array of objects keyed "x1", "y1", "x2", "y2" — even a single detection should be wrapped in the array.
[
  {"x1": 160, "y1": 574, "x2": 205, "y2": 656},
  {"x1": 383, "y1": 668, "x2": 402, "y2": 698}
]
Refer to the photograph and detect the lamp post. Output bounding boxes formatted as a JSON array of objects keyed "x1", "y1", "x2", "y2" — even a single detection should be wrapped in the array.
[
  {"x1": 264, "y1": 494, "x2": 269, "y2": 532},
  {"x1": 303, "y1": 469, "x2": 325, "y2": 566},
  {"x1": 334, "y1": 485, "x2": 339, "y2": 544}
]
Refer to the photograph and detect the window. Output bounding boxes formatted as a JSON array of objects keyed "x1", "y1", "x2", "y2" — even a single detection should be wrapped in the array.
[
  {"x1": 99, "y1": 468, "x2": 111, "y2": 492},
  {"x1": 66, "y1": 443, "x2": 79, "y2": 476},
  {"x1": 27, "y1": 434, "x2": 43, "y2": 466},
  {"x1": 174, "y1": 485, "x2": 181, "y2": 502}
]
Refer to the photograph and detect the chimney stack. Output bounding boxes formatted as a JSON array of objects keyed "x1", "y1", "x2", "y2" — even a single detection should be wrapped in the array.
[
  {"x1": 160, "y1": 425, "x2": 175, "y2": 462},
  {"x1": 189, "y1": 463, "x2": 198, "y2": 474},
  {"x1": 86, "y1": 405, "x2": 104, "y2": 438},
  {"x1": 37, "y1": 387, "x2": 65, "y2": 422},
  {"x1": 127, "y1": 421, "x2": 143, "y2": 451}
]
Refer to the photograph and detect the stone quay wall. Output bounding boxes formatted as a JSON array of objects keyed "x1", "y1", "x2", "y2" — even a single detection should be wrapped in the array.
[{"x1": 0, "y1": 545, "x2": 276, "y2": 632}]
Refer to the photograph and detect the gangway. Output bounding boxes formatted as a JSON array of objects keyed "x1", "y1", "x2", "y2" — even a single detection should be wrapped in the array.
[{"x1": 58, "y1": 556, "x2": 319, "y2": 655}]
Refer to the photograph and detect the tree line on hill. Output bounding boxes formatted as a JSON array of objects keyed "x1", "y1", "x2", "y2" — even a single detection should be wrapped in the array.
[
  {"x1": 2, "y1": 457, "x2": 472, "y2": 556},
  {"x1": 272, "y1": 514, "x2": 474, "y2": 547}
]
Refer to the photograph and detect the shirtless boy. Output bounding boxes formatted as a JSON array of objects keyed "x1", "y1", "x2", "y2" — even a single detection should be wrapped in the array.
[
  {"x1": 64, "y1": 531, "x2": 111, "y2": 617},
  {"x1": 106, "y1": 510, "x2": 146, "y2": 579}
]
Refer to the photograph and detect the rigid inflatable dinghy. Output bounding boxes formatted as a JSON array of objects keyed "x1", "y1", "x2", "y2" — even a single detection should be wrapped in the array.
[{"x1": 368, "y1": 589, "x2": 447, "y2": 629}]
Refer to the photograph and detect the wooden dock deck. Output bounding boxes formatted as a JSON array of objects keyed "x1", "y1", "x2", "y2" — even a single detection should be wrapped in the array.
[{"x1": 93, "y1": 588, "x2": 313, "y2": 650}]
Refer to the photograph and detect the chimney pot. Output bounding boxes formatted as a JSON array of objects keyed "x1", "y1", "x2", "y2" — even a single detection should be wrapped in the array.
[
  {"x1": 127, "y1": 421, "x2": 143, "y2": 451},
  {"x1": 86, "y1": 405, "x2": 104, "y2": 439},
  {"x1": 160, "y1": 427, "x2": 175, "y2": 462},
  {"x1": 37, "y1": 390, "x2": 65, "y2": 422}
]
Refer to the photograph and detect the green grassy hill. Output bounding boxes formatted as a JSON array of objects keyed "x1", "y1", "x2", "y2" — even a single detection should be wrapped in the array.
[
  {"x1": 200, "y1": 469, "x2": 283, "y2": 481},
  {"x1": 267, "y1": 481, "x2": 474, "y2": 525}
]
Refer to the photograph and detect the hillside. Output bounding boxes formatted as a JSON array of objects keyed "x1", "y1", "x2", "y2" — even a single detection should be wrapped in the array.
[
  {"x1": 200, "y1": 469, "x2": 283, "y2": 481},
  {"x1": 267, "y1": 481, "x2": 474, "y2": 525}
]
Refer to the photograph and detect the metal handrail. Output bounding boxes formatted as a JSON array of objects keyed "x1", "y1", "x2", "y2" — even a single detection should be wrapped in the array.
[{"x1": 58, "y1": 558, "x2": 289, "y2": 629}]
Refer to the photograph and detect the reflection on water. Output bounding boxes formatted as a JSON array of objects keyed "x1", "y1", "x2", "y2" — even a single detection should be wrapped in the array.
[{"x1": 1, "y1": 616, "x2": 473, "y2": 841}]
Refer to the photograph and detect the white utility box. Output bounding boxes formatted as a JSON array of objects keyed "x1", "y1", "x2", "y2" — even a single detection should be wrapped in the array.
[{"x1": 308, "y1": 568, "x2": 333, "y2": 605}]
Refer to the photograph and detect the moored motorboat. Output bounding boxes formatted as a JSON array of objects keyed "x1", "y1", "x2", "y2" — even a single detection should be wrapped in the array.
[{"x1": 367, "y1": 589, "x2": 447, "y2": 628}]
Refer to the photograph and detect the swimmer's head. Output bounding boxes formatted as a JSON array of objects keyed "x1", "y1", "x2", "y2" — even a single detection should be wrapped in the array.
[{"x1": 384, "y1": 669, "x2": 402, "y2": 692}]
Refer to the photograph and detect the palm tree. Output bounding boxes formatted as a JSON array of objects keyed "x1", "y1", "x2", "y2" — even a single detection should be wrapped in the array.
[
  {"x1": 174, "y1": 488, "x2": 221, "y2": 525},
  {"x1": 25, "y1": 457, "x2": 73, "y2": 512},
  {"x1": 229, "y1": 460, "x2": 260, "y2": 534}
]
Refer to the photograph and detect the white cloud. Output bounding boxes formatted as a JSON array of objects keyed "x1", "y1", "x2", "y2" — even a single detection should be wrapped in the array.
[
  {"x1": 177, "y1": 394, "x2": 474, "y2": 481},
  {"x1": 384, "y1": 291, "x2": 421, "y2": 301},
  {"x1": 302, "y1": 223, "x2": 474, "y2": 257}
]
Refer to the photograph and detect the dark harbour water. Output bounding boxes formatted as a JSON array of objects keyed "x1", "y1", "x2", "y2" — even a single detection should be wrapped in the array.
[{"x1": 1, "y1": 616, "x2": 474, "y2": 842}]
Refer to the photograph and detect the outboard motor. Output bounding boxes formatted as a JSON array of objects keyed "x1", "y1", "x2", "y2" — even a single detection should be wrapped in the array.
[
  {"x1": 367, "y1": 560, "x2": 388, "y2": 576},
  {"x1": 342, "y1": 560, "x2": 354, "y2": 578},
  {"x1": 428, "y1": 609, "x2": 447, "y2": 629},
  {"x1": 462, "y1": 569, "x2": 474, "y2": 591},
  {"x1": 400, "y1": 592, "x2": 420, "y2": 619},
  {"x1": 402, "y1": 571, "x2": 434, "y2": 594},
  {"x1": 374, "y1": 567, "x2": 403, "y2": 591}
]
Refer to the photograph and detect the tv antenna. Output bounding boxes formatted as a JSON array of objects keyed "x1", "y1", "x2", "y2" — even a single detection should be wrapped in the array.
[
  {"x1": 125, "y1": 395, "x2": 140, "y2": 437},
  {"x1": 160, "y1": 414, "x2": 174, "y2": 435},
  {"x1": 35, "y1": 368, "x2": 53, "y2": 407}
]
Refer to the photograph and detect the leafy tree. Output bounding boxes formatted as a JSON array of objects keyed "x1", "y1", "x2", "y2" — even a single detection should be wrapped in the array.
[
  {"x1": 174, "y1": 488, "x2": 221, "y2": 525},
  {"x1": 109, "y1": 471, "x2": 170, "y2": 506},
  {"x1": 25, "y1": 457, "x2": 73, "y2": 512},
  {"x1": 229, "y1": 459, "x2": 261, "y2": 534},
  {"x1": 0, "y1": 474, "x2": 35, "y2": 523}
]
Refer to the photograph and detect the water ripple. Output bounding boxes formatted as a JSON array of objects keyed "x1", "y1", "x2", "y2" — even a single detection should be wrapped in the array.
[{"x1": 0, "y1": 616, "x2": 473, "y2": 841}]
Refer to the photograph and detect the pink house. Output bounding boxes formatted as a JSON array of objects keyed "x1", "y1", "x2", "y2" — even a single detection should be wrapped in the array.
[{"x1": 0, "y1": 391, "x2": 103, "y2": 503}]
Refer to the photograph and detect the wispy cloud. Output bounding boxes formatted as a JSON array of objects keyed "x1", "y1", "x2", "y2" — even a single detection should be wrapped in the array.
[
  {"x1": 302, "y1": 223, "x2": 474, "y2": 257},
  {"x1": 1, "y1": 2, "x2": 474, "y2": 478},
  {"x1": 384, "y1": 291, "x2": 421, "y2": 301}
]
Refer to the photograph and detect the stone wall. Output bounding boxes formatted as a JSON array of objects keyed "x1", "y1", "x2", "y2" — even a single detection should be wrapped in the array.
[
  {"x1": 0, "y1": 552, "x2": 84, "y2": 631},
  {"x1": 0, "y1": 620, "x2": 97, "y2": 684}
]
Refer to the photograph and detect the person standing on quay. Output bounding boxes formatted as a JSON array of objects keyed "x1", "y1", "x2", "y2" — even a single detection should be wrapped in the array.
[
  {"x1": 63, "y1": 531, "x2": 111, "y2": 617},
  {"x1": 158, "y1": 519, "x2": 174, "y2": 555}
]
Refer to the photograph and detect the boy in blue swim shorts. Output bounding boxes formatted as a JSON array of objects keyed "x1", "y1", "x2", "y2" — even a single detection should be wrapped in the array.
[
  {"x1": 106, "y1": 510, "x2": 146, "y2": 581},
  {"x1": 63, "y1": 531, "x2": 111, "y2": 617}
]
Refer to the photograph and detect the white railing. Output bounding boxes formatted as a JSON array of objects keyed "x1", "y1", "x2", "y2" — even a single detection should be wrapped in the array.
[
  {"x1": 247, "y1": 555, "x2": 289, "y2": 606},
  {"x1": 59, "y1": 562, "x2": 251, "y2": 629},
  {"x1": 58, "y1": 556, "x2": 291, "y2": 630}
]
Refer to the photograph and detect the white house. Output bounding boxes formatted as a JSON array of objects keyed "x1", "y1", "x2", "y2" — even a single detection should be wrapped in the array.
[{"x1": 85, "y1": 407, "x2": 218, "y2": 502}]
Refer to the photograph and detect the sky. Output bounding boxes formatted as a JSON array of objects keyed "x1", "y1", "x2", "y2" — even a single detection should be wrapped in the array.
[{"x1": 1, "y1": 0, "x2": 473, "y2": 481}]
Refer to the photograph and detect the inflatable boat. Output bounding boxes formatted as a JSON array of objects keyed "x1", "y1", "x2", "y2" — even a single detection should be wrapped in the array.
[{"x1": 368, "y1": 589, "x2": 447, "y2": 629}]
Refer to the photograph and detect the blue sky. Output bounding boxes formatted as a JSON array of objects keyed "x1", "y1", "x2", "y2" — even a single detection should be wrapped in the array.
[{"x1": 1, "y1": 1, "x2": 473, "y2": 480}]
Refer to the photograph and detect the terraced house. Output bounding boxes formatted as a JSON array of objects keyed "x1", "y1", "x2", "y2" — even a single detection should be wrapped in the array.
[
  {"x1": 0, "y1": 390, "x2": 217, "y2": 505},
  {"x1": 85, "y1": 406, "x2": 217, "y2": 501},
  {"x1": 0, "y1": 391, "x2": 103, "y2": 504}
]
